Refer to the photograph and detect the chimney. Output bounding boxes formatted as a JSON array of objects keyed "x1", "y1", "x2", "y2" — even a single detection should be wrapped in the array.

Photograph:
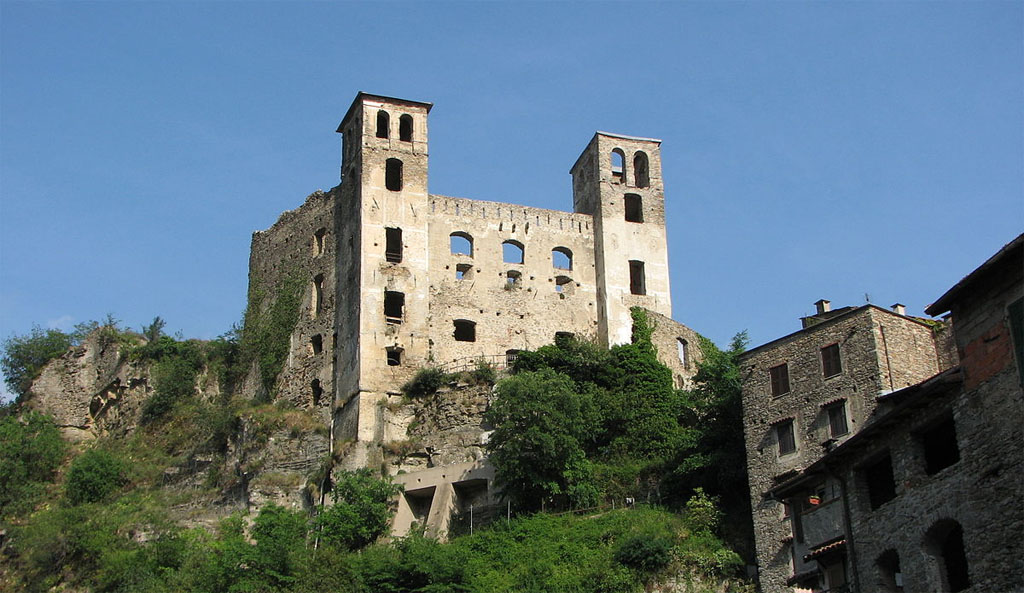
[
  {"x1": 815, "y1": 299, "x2": 831, "y2": 315},
  {"x1": 891, "y1": 303, "x2": 906, "y2": 316}
]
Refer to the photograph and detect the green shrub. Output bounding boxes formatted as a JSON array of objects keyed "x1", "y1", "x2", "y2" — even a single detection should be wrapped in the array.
[
  {"x1": 469, "y1": 359, "x2": 496, "y2": 385},
  {"x1": 685, "y1": 488, "x2": 722, "y2": 534},
  {"x1": 613, "y1": 534, "x2": 673, "y2": 574},
  {"x1": 0, "y1": 410, "x2": 66, "y2": 517},
  {"x1": 401, "y1": 367, "x2": 449, "y2": 399},
  {"x1": 316, "y1": 469, "x2": 401, "y2": 551},
  {"x1": 141, "y1": 355, "x2": 199, "y2": 424},
  {"x1": 66, "y1": 449, "x2": 127, "y2": 505},
  {"x1": 1, "y1": 326, "x2": 73, "y2": 398}
]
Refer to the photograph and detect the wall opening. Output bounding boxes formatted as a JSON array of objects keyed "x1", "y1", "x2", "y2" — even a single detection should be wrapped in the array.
[
  {"x1": 924, "y1": 520, "x2": 970, "y2": 592},
  {"x1": 385, "y1": 227, "x2": 403, "y2": 263},
  {"x1": 456, "y1": 263, "x2": 473, "y2": 280},
  {"x1": 505, "y1": 270, "x2": 521, "y2": 286},
  {"x1": 864, "y1": 453, "x2": 897, "y2": 509},
  {"x1": 633, "y1": 151, "x2": 649, "y2": 188},
  {"x1": 555, "y1": 331, "x2": 574, "y2": 345},
  {"x1": 610, "y1": 149, "x2": 625, "y2": 183},
  {"x1": 450, "y1": 232, "x2": 473, "y2": 256},
  {"x1": 822, "y1": 343, "x2": 842, "y2": 377},
  {"x1": 502, "y1": 240, "x2": 524, "y2": 264},
  {"x1": 629, "y1": 260, "x2": 646, "y2": 295},
  {"x1": 776, "y1": 419, "x2": 796, "y2": 456},
  {"x1": 376, "y1": 110, "x2": 390, "y2": 139},
  {"x1": 505, "y1": 349, "x2": 520, "y2": 366},
  {"x1": 827, "y1": 401, "x2": 849, "y2": 437},
  {"x1": 384, "y1": 291, "x2": 405, "y2": 324},
  {"x1": 386, "y1": 347, "x2": 403, "y2": 367},
  {"x1": 399, "y1": 114, "x2": 413, "y2": 142},
  {"x1": 920, "y1": 415, "x2": 960, "y2": 475},
  {"x1": 876, "y1": 549, "x2": 904, "y2": 593},
  {"x1": 312, "y1": 274, "x2": 325, "y2": 317},
  {"x1": 310, "y1": 334, "x2": 323, "y2": 355},
  {"x1": 453, "y1": 319, "x2": 476, "y2": 342},
  {"x1": 311, "y1": 379, "x2": 323, "y2": 407},
  {"x1": 385, "y1": 158, "x2": 403, "y2": 191},
  {"x1": 624, "y1": 194, "x2": 643, "y2": 223},
  {"x1": 677, "y1": 338, "x2": 689, "y2": 368},
  {"x1": 313, "y1": 227, "x2": 327, "y2": 256},
  {"x1": 552, "y1": 247, "x2": 572, "y2": 270},
  {"x1": 770, "y1": 363, "x2": 791, "y2": 396},
  {"x1": 555, "y1": 275, "x2": 573, "y2": 296}
]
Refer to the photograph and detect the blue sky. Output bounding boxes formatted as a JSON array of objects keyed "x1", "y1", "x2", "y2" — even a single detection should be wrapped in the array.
[{"x1": 2, "y1": 2, "x2": 1021, "y2": 398}]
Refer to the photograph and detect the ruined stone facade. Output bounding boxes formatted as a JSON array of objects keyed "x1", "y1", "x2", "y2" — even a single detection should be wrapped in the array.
[
  {"x1": 247, "y1": 93, "x2": 702, "y2": 491},
  {"x1": 739, "y1": 301, "x2": 956, "y2": 593}
]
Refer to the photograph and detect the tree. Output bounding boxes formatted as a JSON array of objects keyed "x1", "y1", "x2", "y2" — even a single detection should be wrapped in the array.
[
  {"x1": 0, "y1": 411, "x2": 66, "y2": 516},
  {"x1": 65, "y1": 448, "x2": 127, "y2": 505},
  {"x1": 485, "y1": 368, "x2": 599, "y2": 510},
  {"x1": 1, "y1": 326, "x2": 73, "y2": 398},
  {"x1": 316, "y1": 469, "x2": 401, "y2": 551}
]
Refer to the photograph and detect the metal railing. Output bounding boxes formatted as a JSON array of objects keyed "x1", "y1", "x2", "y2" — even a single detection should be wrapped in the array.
[{"x1": 438, "y1": 352, "x2": 518, "y2": 374}]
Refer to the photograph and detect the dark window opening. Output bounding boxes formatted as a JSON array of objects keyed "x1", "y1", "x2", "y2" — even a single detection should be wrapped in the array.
[
  {"x1": 877, "y1": 549, "x2": 904, "y2": 593},
  {"x1": 941, "y1": 524, "x2": 970, "y2": 592},
  {"x1": 1009, "y1": 297, "x2": 1023, "y2": 387},
  {"x1": 920, "y1": 415, "x2": 960, "y2": 475},
  {"x1": 827, "y1": 401, "x2": 849, "y2": 437},
  {"x1": 311, "y1": 334, "x2": 323, "y2": 355},
  {"x1": 677, "y1": 338, "x2": 689, "y2": 368},
  {"x1": 385, "y1": 158, "x2": 403, "y2": 191},
  {"x1": 399, "y1": 114, "x2": 413, "y2": 142},
  {"x1": 629, "y1": 260, "x2": 646, "y2": 295},
  {"x1": 450, "y1": 232, "x2": 473, "y2": 256},
  {"x1": 502, "y1": 240, "x2": 524, "y2": 264},
  {"x1": 770, "y1": 363, "x2": 791, "y2": 396},
  {"x1": 864, "y1": 453, "x2": 897, "y2": 509},
  {"x1": 555, "y1": 275, "x2": 572, "y2": 295},
  {"x1": 777, "y1": 419, "x2": 796, "y2": 456},
  {"x1": 456, "y1": 263, "x2": 473, "y2": 280},
  {"x1": 384, "y1": 291, "x2": 404, "y2": 324},
  {"x1": 555, "y1": 332, "x2": 574, "y2": 345},
  {"x1": 505, "y1": 270, "x2": 521, "y2": 286},
  {"x1": 624, "y1": 193, "x2": 643, "y2": 223},
  {"x1": 386, "y1": 347, "x2": 403, "y2": 366},
  {"x1": 311, "y1": 379, "x2": 323, "y2": 407},
  {"x1": 312, "y1": 274, "x2": 325, "y2": 317},
  {"x1": 822, "y1": 343, "x2": 842, "y2": 377},
  {"x1": 385, "y1": 227, "x2": 402, "y2": 263},
  {"x1": 332, "y1": 333, "x2": 337, "y2": 349},
  {"x1": 552, "y1": 247, "x2": 572, "y2": 270},
  {"x1": 505, "y1": 349, "x2": 520, "y2": 366},
  {"x1": 633, "y1": 151, "x2": 650, "y2": 188},
  {"x1": 611, "y1": 149, "x2": 625, "y2": 183},
  {"x1": 313, "y1": 227, "x2": 327, "y2": 256},
  {"x1": 376, "y1": 110, "x2": 390, "y2": 139},
  {"x1": 453, "y1": 319, "x2": 476, "y2": 342}
]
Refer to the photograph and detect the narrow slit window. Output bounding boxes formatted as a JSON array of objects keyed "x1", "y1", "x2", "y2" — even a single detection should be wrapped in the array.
[
  {"x1": 399, "y1": 114, "x2": 413, "y2": 142},
  {"x1": 450, "y1": 232, "x2": 473, "y2": 256},
  {"x1": 633, "y1": 151, "x2": 649, "y2": 188},
  {"x1": 624, "y1": 194, "x2": 643, "y2": 223},
  {"x1": 385, "y1": 227, "x2": 403, "y2": 263},
  {"x1": 502, "y1": 240, "x2": 524, "y2": 264},
  {"x1": 313, "y1": 227, "x2": 327, "y2": 255},
  {"x1": 312, "y1": 274, "x2": 325, "y2": 317},
  {"x1": 610, "y1": 149, "x2": 625, "y2": 183},
  {"x1": 453, "y1": 319, "x2": 476, "y2": 342},
  {"x1": 552, "y1": 247, "x2": 572, "y2": 270},
  {"x1": 677, "y1": 338, "x2": 689, "y2": 368},
  {"x1": 384, "y1": 291, "x2": 404, "y2": 324},
  {"x1": 628, "y1": 260, "x2": 646, "y2": 295},
  {"x1": 376, "y1": 110, "x2": 390, "y2": 139},
  {"x1": 310, "y1": 334, "x2": 323, "y2": 355},
  {"x1": 385, "y1": 158, "x2": 403, "y2": 191},
  {"x1": 311, "y1": 379, "x2": 323, "y2": 406}
]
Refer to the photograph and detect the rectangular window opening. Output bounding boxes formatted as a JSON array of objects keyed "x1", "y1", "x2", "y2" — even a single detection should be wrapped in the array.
[
  {"x1": 770, "y1": 363, "x2": 791, "y2": 396},
  {"x1": 864, "y1": 453, "x2": 897, "y2": 509},
  {"x1": 629, "y1": 260, "x2": 646, "y2": 295},
  {"x1": 822, "y1": 343, "x2": 842, "y2": 377},
  {"x1": 920, "y1": 415, "x2": 960, "y2": 475},
  {"x1": 827, "y1": 402, "x2": 849, "y2": 437},
  {"x1": 310, "y1": 334, "x2": 323, "y2": 355},
  {"x1": 384, "y1": 291, "x2": 404, "y2": 324},
  {"x1": 385, "y1": 227, "x2": 403, "y2": 263},
  {"x1": 777, "y1": 419, "x2": 796, "y2": 456},
  {"x1": 386, "y1": 347, "x2": 403, "y2": 367}
]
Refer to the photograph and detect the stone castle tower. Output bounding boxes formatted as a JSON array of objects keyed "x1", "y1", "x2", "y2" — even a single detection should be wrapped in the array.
[{"x1": 248, "y1": 92, "x2": 701, "y2": 469}]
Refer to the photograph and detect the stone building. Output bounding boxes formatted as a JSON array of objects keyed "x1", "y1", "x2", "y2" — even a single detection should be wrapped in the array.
[
  {"x1": 247, "y1": 93, "x2": 703, "y2": 498},
  {"x1": 739, "y1": 300, "x2": 956, "y2": 592},
  {"x1": 744, "y1": 233, "x2": 1024, "y2": 593}
]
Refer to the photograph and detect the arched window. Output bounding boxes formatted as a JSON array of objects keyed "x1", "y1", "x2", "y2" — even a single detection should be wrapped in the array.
[
  {"x1": 876, "y1": 549, "x2": 904, "y2": 593},
  {"x1": 924, "y1": 520, "x2": 970, "y2": 592},
  {"x1": 633, "y1": 151, "x2": 649, "y2": 188},
  {"x1": 624, "y1": 194, "x2": 643, "y2": 223},
  {"x1": 453, "y1": 319, "x2": 476, "y2": 342},
  {"x1": 677, "y1": 338, "x2": 689, "y2": 367},
  {"x1": 313, "y1": 227, "x2": 327, "y2": 255},
  {"x1": 629, "y1": 260, "x2": 646, "y2": 295},
  {"x1": 552, "y1": 247, "x2": 572, "y2": 270},
  {"x1": 450, "y1": 232, "x2": 473, "y2": 256},
  {"x1": 610, "y1": 149, "x2": 626, "y2": 183},
  {"x1": 555, "y1": 275, "x2": 573, "y2": 296},
  {"x1": 399, "y1": 114, "x2": 413, "y2": 142},
  {"x1": 385, "y1": 158, "x2": 403, "y2": 191},
  {"x1": 376, "y1": 110, "x2": 390, "y2": 139},
  {"x1": 502, "y1": 240, "x2": 524, "y2": 264}
]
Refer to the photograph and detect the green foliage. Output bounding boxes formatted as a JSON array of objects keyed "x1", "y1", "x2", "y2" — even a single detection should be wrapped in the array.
[
  {"x1": 142, "y1": 355, "x2": 200, "y2": 423},
  {"x1": 242, "y1": 271, "x2": 306, "y2": 395},
  {"x1": 141, "y1": 316, "x2": 167, "y2": 343},
  {"x1": 316, "y1": 469, "x2": 402, "y2": 551},
  {"x1": 401, "y1": 366, "x2": 451, "y2": 399},
  {"x1": 0, "y1": 410, "x2": 66, "y2": 517},
  {"x1": 468, "y1": 359, "x2": 496, "y2": 385},
  {"x1": 2, "y1": 325, "x2": 74, "y2": 398},
  {"x1": 614, "y1": 535, "x2": 673, "y2": 574},
  {"x1": 685, "y1": 488, "x2": 722, "y2": 534},
  {"x1": 66, "y1": 448, "x2": 128, "y2": 505}
]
